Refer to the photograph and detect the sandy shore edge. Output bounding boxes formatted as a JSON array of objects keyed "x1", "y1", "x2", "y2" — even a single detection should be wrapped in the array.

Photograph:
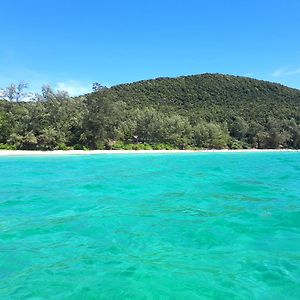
[{"x1": 0, "y1": 149, "x2": 298, "y2": 156}]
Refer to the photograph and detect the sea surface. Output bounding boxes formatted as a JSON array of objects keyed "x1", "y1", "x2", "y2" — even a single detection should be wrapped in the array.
[{"x1": 0, "y1": 153, "x2": 299, "y2": 299}]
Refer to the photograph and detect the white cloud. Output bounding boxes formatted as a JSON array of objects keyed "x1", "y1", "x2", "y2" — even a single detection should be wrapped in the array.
[
  {"x1": 55, "y1": 80, "x2": 91, "y2": 96},
  {"x1": 272, "y1": 67, "x2": 300, "y2": 77}
]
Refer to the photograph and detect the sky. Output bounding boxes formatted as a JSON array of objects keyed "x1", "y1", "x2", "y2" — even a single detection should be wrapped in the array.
[{"x1": 0, "y1": 0, "x2": 300, "y2": 95}]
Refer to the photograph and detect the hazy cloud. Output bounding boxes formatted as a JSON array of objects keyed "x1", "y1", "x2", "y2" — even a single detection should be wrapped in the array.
[
  {"x1": 272, "y1": 67, "x2": 300, "y2": 77},
  {"x1": 55, "y1": 80, "x2": 91, "y2": 96},
  {"x1": 242, "y1": 73, "x2": 254, "y2": 77}
]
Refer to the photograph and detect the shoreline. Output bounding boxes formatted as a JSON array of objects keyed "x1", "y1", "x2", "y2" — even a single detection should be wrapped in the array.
[{"x1": 0, "y1": 149, "x2": 298, "y2": 156}]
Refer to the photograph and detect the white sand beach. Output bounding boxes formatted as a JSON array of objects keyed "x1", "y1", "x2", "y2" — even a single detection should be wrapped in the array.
[{"x1": 0, "y1": 149, "x2": 298, "y2": 156}]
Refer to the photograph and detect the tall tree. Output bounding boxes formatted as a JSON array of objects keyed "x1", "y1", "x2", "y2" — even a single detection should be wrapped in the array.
[{"x1": 1, "y1": 82, "x2": 29, "y2": 102}]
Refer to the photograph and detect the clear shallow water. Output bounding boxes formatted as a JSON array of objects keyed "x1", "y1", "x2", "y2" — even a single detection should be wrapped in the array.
[{"x1": 0, "y1": 153, "x2": 299, "y2": 299}]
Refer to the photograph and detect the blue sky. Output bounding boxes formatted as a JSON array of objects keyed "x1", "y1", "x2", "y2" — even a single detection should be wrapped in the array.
[{"x1": 1, "y1": 0, "x2": 300, "y2": 95}]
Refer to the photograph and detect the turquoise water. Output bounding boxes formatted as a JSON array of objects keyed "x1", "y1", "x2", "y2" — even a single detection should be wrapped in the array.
[{"x1": 0, "y1": 153, "x2": 299, "y2": 299}]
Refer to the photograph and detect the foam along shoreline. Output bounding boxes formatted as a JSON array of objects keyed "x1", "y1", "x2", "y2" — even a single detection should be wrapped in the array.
[{"x1": 0, "y1": 149, "x2": 298, "y2": 156}]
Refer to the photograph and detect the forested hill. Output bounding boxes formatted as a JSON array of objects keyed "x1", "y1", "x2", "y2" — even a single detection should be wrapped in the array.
[
  {"x1": 90, "y1": 73, "x2": 300, "y2": 121},
  {"x1": 1, "y1": 73, "x2": 300, "y2": 150}
]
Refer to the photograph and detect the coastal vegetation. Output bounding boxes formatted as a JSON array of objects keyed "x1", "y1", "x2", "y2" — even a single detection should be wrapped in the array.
[{"x1": 0, "y1": 74, "x2": 300, "y2": 150}]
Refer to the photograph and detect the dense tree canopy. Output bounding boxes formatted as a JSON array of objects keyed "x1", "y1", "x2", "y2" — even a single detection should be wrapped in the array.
[{"x1": 0, "y1": 74, "x2": 300, "y2": 150}]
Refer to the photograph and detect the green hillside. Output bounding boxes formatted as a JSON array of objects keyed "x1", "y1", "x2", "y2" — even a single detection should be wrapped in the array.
[
  {"x1": 1, "y1": 74, "x2": 300, "y2": 150},
  {"x1": 90, "y1": 73, "x2": 300, "y2": 121}
]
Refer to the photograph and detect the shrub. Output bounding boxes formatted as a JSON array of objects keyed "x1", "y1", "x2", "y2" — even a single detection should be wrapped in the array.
[
  {"x1": 0, "y1": 143, "x2": 17, "y2": 150},
  {"x1": 57, "y1": 143, "x2": 74, "y2": 150},
  {"x1": 228, "y1": 139, "x2": 250, "y2": 149},
  {"x1": 112, "y1": 142, "x2": 154, "y2": 150},
  {"x1": 152, "y1": 143, "x2": 176, "y2": 150}
]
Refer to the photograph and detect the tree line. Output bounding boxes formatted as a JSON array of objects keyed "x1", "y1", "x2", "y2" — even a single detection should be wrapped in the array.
[{"x1": 0, "y1": 74, "x2": 300, "y2": 150}]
